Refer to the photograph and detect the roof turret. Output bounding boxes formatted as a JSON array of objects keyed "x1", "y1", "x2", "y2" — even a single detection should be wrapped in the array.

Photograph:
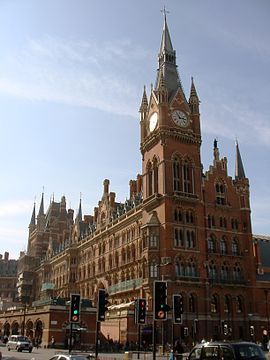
[{"x1": 235, "y1": 141, "x2": 246, "y2": 179}]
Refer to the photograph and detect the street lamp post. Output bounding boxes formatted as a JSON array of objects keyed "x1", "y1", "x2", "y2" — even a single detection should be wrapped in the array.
[{"x1": 264, "y1": 290, "x2": 269, "y2": 334}]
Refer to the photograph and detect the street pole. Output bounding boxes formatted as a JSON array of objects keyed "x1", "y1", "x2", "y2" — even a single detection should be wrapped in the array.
[
  {"x1": 22, "y1": 302, "x2": 26, "y2": 336},
  {"x1": 153, "y1": 320, "x2": 156, "y2": 360},
  {"x1": 95, "y1": 321, "x2": 100, "y2": 359},
  {"x1": 69, "y1": 322, "x2": 73, "y2": 354},
  {"x1": 137, "y1": 324, "x2": 140, "y2": 359}
]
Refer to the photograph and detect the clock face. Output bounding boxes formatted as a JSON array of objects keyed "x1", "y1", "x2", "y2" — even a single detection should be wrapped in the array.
[
  {"x1": 149, "y1": 112, "x2": 158, "y2": 132},
  {"x1": 172, "y1": 110, "x2": 189, "y2": 127}
]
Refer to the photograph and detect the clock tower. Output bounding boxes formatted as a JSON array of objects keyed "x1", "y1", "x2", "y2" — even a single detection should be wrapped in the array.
[
  {"x1": 139, "y1": 13, "x2": 204, "y2": 283},
  {"x1": 140, "y1": 14, "x2": 202, "y2": 200}
]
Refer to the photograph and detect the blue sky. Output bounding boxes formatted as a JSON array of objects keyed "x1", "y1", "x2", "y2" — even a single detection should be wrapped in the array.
[{"x1": 0, "y1": 0, "x2": 269, "y2": 259}]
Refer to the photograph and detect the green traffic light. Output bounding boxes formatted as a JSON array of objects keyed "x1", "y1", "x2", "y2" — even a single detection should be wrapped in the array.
[{"x1": 74, "y1": 310, "x2": 78, "y2": 314}]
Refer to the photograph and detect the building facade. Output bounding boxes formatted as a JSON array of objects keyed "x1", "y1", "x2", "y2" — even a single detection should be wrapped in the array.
[
  {"x1": 0, "y1": 15, "x2": 269, "y2": 349},
  {"x1": 0, "y1": 252, "x2": 18, "y2": 307}
]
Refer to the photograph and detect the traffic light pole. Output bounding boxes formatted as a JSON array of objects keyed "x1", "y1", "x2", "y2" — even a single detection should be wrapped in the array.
[
  {"x1": 95, "y1": 320, "x2": 100, "y2": 359},
  {"x1": 68, "y1": 322, "x2": 73, "y2": 354},
  {"x1": 137, "y1": 324, "x2": 140, "y2": 359},
  {"x1": 153, "y1": 320, "x2": 157, "y2": 360}
]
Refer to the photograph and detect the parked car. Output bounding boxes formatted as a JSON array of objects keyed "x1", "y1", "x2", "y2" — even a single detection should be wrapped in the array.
[
  {"x1": 7, "y1": 335, "x2": 33, "y2": 352},
  {"x1": 49, "y1": 354, "x2": 94, "y2": 360},
  {"x1": 187, "y1": 341, "x2": 266, "y2": 359}
]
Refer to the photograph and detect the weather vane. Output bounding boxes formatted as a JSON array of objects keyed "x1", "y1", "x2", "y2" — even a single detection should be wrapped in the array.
[{"x1": 161, "y1": 6, "x2": 169, "y2": 18}]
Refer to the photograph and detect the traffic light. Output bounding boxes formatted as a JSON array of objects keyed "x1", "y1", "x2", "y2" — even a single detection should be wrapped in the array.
[
  {"x1": 223, "y1": 323, "x2": 228, "y2": 336},
  {"x1": 97, "y1": 289, "x2": 109, "y2": 322},
  {"x1": 136, "y1": 298, "x2": 147, "y2": 324},
  {"x1": 173, "y1": 294, "x2": 183, "y2": 324},
  {"x1": 153, "y1": 280, "x2": 170, "y2": 320},
  {"x1": 250, "y1": 325, "x2": 254, "y2": 337},
  {"x1": 70, "y1": 294, "x2": 81, "y2": 323}
]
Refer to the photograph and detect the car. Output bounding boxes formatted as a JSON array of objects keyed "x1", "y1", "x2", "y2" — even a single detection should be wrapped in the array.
[
  {"x1": 49, "y1": 354, "x2": 94, "y2": 360},
  {"x1": 187, "y1": 341, "x2": 266, "y2": 360},
  {"x1": 6, "y1": 335, "x2": 33, "y2": 352}
]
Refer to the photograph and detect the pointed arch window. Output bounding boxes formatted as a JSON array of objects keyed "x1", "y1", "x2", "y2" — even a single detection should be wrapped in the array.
[
  {"x1": 233, "y1": 263, "x2": 242, "y2": 281},
  {"x1": 232, "y1": 238, "x2": 239, "y2": 256},
  {"x1": 153, "y1": 157, "x2": 159, "y2": 194},
  {"x1": 208, "y1": 261, "x2": 217, "y2": 280},
  {"x1": 220, "y1": 237, "x2": 227, "y2": 255},
  {"x1": 174, "y1": 228, "x2": 184, "y2": 247},
  {"x1": 236, "y1": 296, "x2": 243, "y2": 313},
  {"x1": 175, "y1": 259, "x2": 185, "y2": 276},
  {"x1": 173, "y1": 156, "x2": 181, "y2": 191},
  {"x1": 211, "y1": 294, "x2": 219, "y2": 313},
  {"x1": 183, "y1": 161, "x2": 193, "y2": 193},
  {"x1": 208, "y1": 235, "x2": 216, "y2": 253},
  {"x1": 147, "y1": 162, "x2": 153, "y2": 197},
  {"x1": 221, "y1": 262, "x2": 229, "y2": 281}
]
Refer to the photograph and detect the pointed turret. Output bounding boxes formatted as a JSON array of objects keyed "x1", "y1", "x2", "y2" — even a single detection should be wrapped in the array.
[
  {"x1": 76, "y1": 197, "x2": 82, "y2": 223},
  {"x1": 235, "y1": 141, "x2": 246, "y2": 179},
  {"x1": 139, "y1": 86, "x2": 148, "y2": 114},
  {"x1": 155, "y1": 12, "x2": 185, "y2": 101},
  {"x1": 189, "y1": 77, "x2": 200, "y2": 114},
  {"x1": 29, "y1": 202, "x2": 36, "y2": 227},
  {"x1": 38, "y1": 192, "x2": 44, "y2": 216}
]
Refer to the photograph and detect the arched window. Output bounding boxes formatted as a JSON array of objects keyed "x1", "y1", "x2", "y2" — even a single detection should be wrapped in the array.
[
  {"x1": 232, "y1": 238, "x2": 239, "y2": 256},
  {"x1": 220, "y1": 237, "x2": 227, "y2": 255},
  {"x1": 224, "y1": 295, "x2": 231, "y2": 313},
  {"x1": 173, "y1": 156, "x2": 194, "y2": 194},
  {"x1": 175, "y1": 259, "x2": 185, "y2": 276},
  {"x1": 174, "y1": 228, "x2": 184, "y2": 247},
  {"x1": 153, "y1": 158, "x2": 159, "y2": 194},
  {"x1": 233, "y1": 263, "x2": 241, "y2": 281},
  {"x1": 173, "y1": 156, "x2": 181, "y2": 191},
  {"x1": 186, "y1": 258, "x2": 197, "y2": 277},
  {"x1": 149, "y1": 262, "x2": 158, "y2": 278},
  {"x1": 236, "y1": 296, "x2": 243, "y2": 313},
  {"x1": 208, "y1": 261, "x2": 217, "y2": 280},
  {"x1": 183, "y1": 161, "x2": 194, "y2": 194},
  {"x1": 147, "y1": 162, "x2": 153, "y2": 197},
  {"x1": 208, "y1": 235, "x2": 216, "y2": 253},
  {"x1": 221, "y1": 262, "x2": 229, "y2": 280},
  {"x1": 211, "y1": 294, "x2": 218, "y2": 313}
]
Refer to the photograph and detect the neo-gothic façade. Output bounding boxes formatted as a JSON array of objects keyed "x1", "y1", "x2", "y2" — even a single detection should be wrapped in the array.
[{"x1": 3, "y1": 15, "x2": 269, "y2": 348}]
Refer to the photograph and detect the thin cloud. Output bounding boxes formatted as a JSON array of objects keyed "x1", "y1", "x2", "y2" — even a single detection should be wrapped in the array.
[
  {"x1": 0, "y1": 35, "x2": 150, "y2": 117},
  {"x1": 201, "y1": 96, "x2": 270, "y2": 148}
]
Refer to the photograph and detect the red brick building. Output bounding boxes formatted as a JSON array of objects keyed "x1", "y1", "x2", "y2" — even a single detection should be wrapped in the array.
[{"x1": 0, "y1": 15, "x2": 269, "y2": 349}]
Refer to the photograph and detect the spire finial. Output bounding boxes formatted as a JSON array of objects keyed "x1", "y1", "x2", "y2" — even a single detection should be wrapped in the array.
[{"x1": 160, "y1": 6, "x2": 169, "y2": 20}]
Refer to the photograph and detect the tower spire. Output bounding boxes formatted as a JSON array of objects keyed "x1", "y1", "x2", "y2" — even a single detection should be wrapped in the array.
[
  {"x1": 189, "y1": 77, "x2": 200, "y2": 114},
  {"x1": 139, "y1": 85, "x2": 148, "y2": 113},
  {"x1": 76, "y1": 195, "x2": 82, "y2": 222},
  {"x1": 155, "y1": 9, "x2": 184, "y2": 101},
  {"x1": 38, "y1": 191, "x2": 44, "y2": 216},
  {"x1": 29, "y1": 202, "x2": 36, "y2": 226},
  {"x1": 235, "y1": 141, "x2": 246, "y2": 179}
]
